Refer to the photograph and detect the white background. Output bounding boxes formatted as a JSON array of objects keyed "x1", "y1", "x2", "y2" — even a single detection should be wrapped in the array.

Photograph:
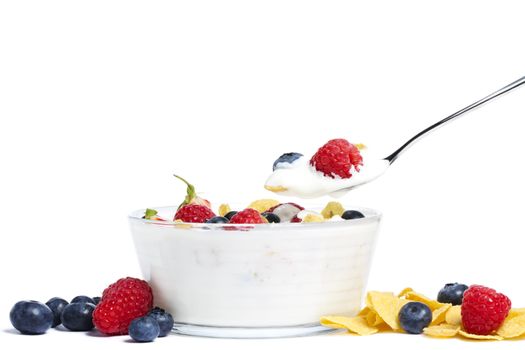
[{"x1": 1, "y1": 0, "x2": 525, "y2": 349}]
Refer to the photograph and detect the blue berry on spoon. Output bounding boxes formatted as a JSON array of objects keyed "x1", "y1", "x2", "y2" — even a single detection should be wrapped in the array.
[
  {"x1": 273, "y1": 152, "x2": 303, "y2": 171},
  {"x1": 10, "y1": 300, "x2": 54, "y2": 335}
]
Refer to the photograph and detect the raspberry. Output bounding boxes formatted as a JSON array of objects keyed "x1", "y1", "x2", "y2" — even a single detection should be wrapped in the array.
[
  {"x1": 174, "y1": 204, "x2": 215, "y2": 223},
  {"x1": 229, "y1": 208, "x2": 266, "y2": 224},
  {"x1": 461, "y1": 285, "x2": 511, "y2": 335},
  {"x1": 310, "y1": 139, "x2": 363, "y2": 179},
  {"x1": 93, "y1": 277, "x2": 153, "y2": 335}
]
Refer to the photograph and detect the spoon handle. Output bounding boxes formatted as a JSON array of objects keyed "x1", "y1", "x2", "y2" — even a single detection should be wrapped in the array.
[{"x1": 385, "y1": 76, "x2": 525, "y2": 164}]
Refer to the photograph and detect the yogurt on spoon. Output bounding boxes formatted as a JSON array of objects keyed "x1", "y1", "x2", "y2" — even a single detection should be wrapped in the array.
[{"x1": 265, "y1": 139, "x2": 389, "y2": 199}]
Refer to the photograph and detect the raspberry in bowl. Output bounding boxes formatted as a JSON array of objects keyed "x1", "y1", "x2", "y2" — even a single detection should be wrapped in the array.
[{"x1": 128, "y1": 201, "x2": 381, "y2": 338}]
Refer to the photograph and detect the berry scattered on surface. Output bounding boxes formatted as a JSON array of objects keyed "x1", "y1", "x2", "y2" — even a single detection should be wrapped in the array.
[
  {"x1": 262, "y1": 212, "x2": 280, "y2": 223},
  {"x1": 10, "y1": 300, "x2": 54, "y2": 335},
  {"x1": 310, "y1": 139, "x2": 363, "y2": 179},
  {"x1": 341, "y1": 210, "x2": 365, "y2": 220},
  {"x1": 461, "y1": 285, "x2": 511, "y2": 335},
  {"x1": 205, "y1": 216, "x2": 229, "y2": 224},
  {"x1": 148, "y1": 307, "x2": 174, "y2": 337},
  {"x1": 93, "y1": 277, "x2": 153, "y2": 335},
  {"x1": 71, "y1": 295, "x2": 95, "y2": 304},
  {"x1": 224, "y1": 211, "x2": 238, "y2": 220},
  {"x1": 273, "y1": 152, "x2": 303, "y2": 171},
  {"x1": 268, "y1": 202, "x2": 304, "y2": 222},
  {"x1": 229, "y1": 208, "x2": 267, "y2": 224},
  {"x1": 61, "y1": 302, "x2": 95, "y2": 331},
  {"x1": 128, "y1": 316, "x2": 160, "y2": 342},
  {"x1": 174, "y1": 204, "x2": 216, "y2": 223},
  {"x1": 437, "y1": 283, "x2": 469, "y2": 305},
  {"x1": 398, "y1": 301, "x2": 432, "y2": 334},
  {"x1": 45, "y1": 297, "x2": 68, "y2": 327}
]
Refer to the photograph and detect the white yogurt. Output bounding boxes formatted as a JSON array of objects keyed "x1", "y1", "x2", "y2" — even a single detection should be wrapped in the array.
[
  {"x1": 129, "y1": 206, "x2": 381, "y2": 329},
  {"x1": 265, "y1": 154, "x2": 389, "y2": 199}
]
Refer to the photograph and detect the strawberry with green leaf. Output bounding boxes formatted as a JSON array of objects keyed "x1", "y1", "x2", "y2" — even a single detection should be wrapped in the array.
[{"x1": 174, "y1": 175, "x2": 211, "y2": 209}]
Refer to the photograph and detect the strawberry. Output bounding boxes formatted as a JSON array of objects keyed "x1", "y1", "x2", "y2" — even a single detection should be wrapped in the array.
[{"x1": 174, "y1": 175, "x2": 212, "y2": 209}]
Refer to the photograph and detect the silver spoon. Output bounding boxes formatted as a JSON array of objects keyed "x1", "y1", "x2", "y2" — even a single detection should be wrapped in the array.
[{"x1": 265, "y1": 76, "x2": 525, "y2": 198}]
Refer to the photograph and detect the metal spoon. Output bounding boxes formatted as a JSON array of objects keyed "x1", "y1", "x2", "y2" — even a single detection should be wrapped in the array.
[{"x1": 265, "y1": 76, "x2": 525, "y2": 198}]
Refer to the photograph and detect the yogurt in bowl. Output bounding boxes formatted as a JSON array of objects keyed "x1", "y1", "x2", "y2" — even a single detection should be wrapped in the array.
[{"x1": 128, "y1": 205, "x2": 381, "y2": 338}]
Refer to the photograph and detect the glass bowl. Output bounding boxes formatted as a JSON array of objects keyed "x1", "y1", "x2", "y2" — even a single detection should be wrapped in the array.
[{"x1": 128, "y1": 206, "x2": 381, "y2": 338}]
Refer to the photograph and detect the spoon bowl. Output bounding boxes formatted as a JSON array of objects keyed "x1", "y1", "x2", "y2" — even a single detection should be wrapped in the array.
[{"x1": 266, "y1": 76, "x2": 525, "y2": 198}]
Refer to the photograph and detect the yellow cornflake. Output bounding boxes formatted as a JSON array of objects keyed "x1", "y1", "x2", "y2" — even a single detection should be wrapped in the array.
[
  {"x1": 403, "y1": 290, "x2": 447, "y2": 311},
  {"x1": 445, "y1": 305, "x2": 462, "y2": 326},
  {"x1": 218, "y1": 203, "x2": 231, "y2": 217},
  {"x1": 303, "y1": 214, "x2": 325, "y2": 223},
  {"x1": 320, "y1": 315, "x2": 378, "y2": 336},
  {"x1": 424, "y1": 324, "x2": 460, "y2": 338},
  {"x1": 497, "y1": 314, "x2": 525, "y2": 338},
  {"x1": 321, "y1": 201, "x2": 345, "y2": 219},
  {"x1": 247, "y1": 199, "x2": 280, "y2": 213},
  {"x1": 431, "y1": 303, "x2": 452, "y2": 325},
  {"x1": 321, "y1": 288, "x2": 525, "y2": 341},
  {"x1": 367, "y1": 291, "x2": 409, "y2": 331},
  {"x1": 508, "y1": 308, "x2": 525, "y2": 318},
  {"x1": 355, "y1": 143, "x2": 367, "y2": 150},
  {"x1": 398, "y1": 287, "x2": 414, "y2": 298},
  {"x1": 458, "y1": 330, "x2": 503, "y2": 340}
]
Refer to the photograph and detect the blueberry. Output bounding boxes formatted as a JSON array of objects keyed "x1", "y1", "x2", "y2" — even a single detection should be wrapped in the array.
[
  {"x1": 92, "y1": 297, "x2": 101, "y2": 305},
  {"x1": 205, "y1": 216, "x2": 229, "y2": 224},
  {"x1": 129, "y1": 316, "x2": 160, "y2": 342},
  {"x1": 262, "y1": 212, "x2": 280, "y2": 223},
  {"x1": 10, "y1": 300, "x2": 54, "y2": 335},
  {"x1": 273, "y1": 152, "x2": 303, "y2": 171},
  {"x1": 60, "y1": 302, "x2": 95, "y2": 331},
  {"x1": 224, "y1": 211, "x2": 238, "y2": 220},
  {"x1": 71, "y1": 295, "x2": 95, "y2": 304},
  {"x1": 398, "y1": 302, "x2": 432, "y2": 334},
  {"x1": 437, "y1": 283, "x2": 469, "y2": 305},
  {"x1": 341, "y1": 210, "x2": 365, "y2": 220},
  {"x1": 148, "y1": 307, "x2": 174, "y2": 337},
  {"x1": 45, "y1": 297, "x2": 69, "y2": 327}
]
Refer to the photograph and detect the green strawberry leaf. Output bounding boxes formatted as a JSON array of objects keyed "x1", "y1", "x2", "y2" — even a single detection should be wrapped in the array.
[
  {"x1": 144, "y1": 208, "x2": 158, "y2": 220},
  {"x1": 174, "y1": 174, "x2": 196, "y2": 209}
]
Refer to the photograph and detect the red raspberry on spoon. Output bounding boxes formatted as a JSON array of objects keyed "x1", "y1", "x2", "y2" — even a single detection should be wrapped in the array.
[{"x1": 310, "y1": 139, "x2": 363, "y2": 179}]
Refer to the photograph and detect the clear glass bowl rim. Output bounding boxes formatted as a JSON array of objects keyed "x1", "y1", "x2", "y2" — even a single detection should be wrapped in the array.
[{"x1": 128, "y1": 205, "x2": 382, "y2": 232}]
